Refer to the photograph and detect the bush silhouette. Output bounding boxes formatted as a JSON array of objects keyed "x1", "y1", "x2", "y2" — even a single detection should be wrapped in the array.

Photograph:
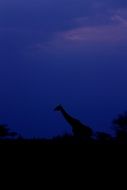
[{"x1": 96, "y1": 132, "x2": 113, "y2": 143}]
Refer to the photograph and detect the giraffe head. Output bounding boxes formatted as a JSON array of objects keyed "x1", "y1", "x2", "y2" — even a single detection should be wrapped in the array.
[{"x1": 54, "y1": 104, "x2": 63, "y2": 112}]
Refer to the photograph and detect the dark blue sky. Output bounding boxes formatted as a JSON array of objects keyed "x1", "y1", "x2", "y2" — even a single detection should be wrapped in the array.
[{"x1": 0, "y1": 0, "x2": 127, "y2": 138}]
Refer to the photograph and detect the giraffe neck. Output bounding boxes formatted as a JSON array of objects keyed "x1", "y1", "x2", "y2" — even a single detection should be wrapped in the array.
[{"x1": 60, "y1": 108, "x2": 73, "y2": 125}]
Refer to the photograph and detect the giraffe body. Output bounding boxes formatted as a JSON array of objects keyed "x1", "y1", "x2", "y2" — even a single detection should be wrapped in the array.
[{"x1": 54, "y1": 105, "x2": 93, "y2": 139}]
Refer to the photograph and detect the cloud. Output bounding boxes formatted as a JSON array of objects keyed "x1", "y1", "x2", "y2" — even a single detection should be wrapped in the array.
[
  {"x1": 111, "y1": 14, "x2": 127, "y2": 26},
  {"x1": 62, "y1": 10, "x2": 127, "y2": 44},
  {"x1": 1, "y1": 0, "x2": 127, "y2": 32},
  {"x1": 30, "y1": 8, "x2": 127, "y2": 55},
  {"x1": 57, "y1": 25, "x2": 127, "y2": 44},
  {"x1": 1, "y1": 0, "x2": 127, "y2": 55}
]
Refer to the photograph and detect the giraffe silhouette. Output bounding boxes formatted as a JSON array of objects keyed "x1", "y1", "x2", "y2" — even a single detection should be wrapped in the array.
[{"x1": 54, "y1": 104, "x2": 93, "y2": 139}]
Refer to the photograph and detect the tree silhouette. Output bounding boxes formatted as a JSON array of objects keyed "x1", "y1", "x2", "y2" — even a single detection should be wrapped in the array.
[
  {"x1": 113, "y1": 112, "x2": 127, "y2": 143},
  {"x1": 0, "y1": 125, "x2": 9, "y2": 137},
  {"x1": 0, "y1": 124, "x2": 17, "y2": 139}
]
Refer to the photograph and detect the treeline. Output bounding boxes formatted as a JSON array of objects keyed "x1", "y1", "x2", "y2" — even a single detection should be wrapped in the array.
[{"x1": 0, "y1": 112, "x2": 127, "y2": 144}]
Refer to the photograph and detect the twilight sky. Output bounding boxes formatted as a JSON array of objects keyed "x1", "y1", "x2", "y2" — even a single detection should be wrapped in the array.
[{"x1": 0, "y1": 0, "x2": 127, "y2": 138}]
